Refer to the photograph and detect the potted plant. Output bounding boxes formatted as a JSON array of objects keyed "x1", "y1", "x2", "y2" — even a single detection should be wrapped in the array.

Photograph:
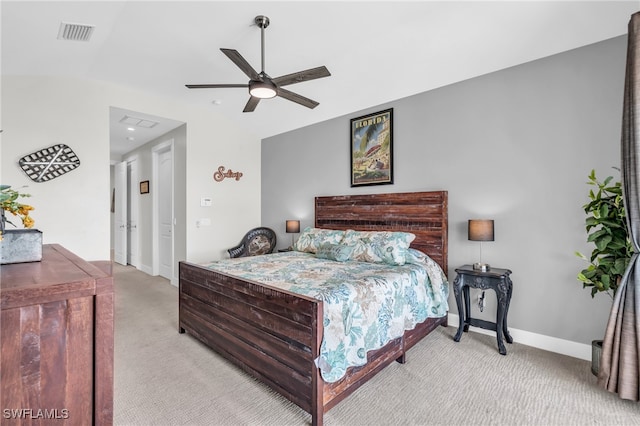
[
  {"x1": 0, "y1": 185, "x2": 35, "y2": 234},
  {"x1": 575, "y1": 169, "x2": 633, "y2": 375},
  {"x1": 0, "y1": 184, "x2": 41, "y2": 264}
]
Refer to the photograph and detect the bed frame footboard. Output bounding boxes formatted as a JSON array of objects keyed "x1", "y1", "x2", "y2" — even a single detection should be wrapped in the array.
[
  {"x1": 179, "y1": 261, "x2": 324, "y2": 418},
  {"x1": 179, "y1": 261, "x2": 447, "y2": 426}
]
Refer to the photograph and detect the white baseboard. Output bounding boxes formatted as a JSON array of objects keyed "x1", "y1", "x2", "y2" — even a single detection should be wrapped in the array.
[
  {"x1": 136, "y1": 263, "x2": 177, "y2": 286},
  {"x1": 447, "y1": 313, "x2": 591, "y2": 361},
  {"x1": 139, "y1": 264, "x2": 153, "y2": 275}
]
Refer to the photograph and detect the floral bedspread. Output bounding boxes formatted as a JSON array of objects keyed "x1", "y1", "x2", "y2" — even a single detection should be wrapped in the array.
[{"x1": 201, "y1": 250, "x2": 449, "y2": 383}]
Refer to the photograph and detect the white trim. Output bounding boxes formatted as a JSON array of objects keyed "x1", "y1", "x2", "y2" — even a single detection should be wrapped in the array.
[
  {"x1": 123, "y1": 155, "x2": 140, "y2": 270},
  {"x1": 139, "y1": 263, "x2": 153, "y2": 276},
  {"x1": 447, "y1": 313, "x2": 591, "y2": 361},
  {"x1": 151, "y1": 139, "x2": 174, "y2": 280}
]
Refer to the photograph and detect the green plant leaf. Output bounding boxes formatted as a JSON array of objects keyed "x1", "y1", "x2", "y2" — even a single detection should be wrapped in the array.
[
  {"x1": 605, "y1": 186, "x2": 623, "y2": 195},
  {"x1": 587, "y1": 229, "x2": 607, "y2": 241},
  {"x1": 575, "y1": 169, "x2": 631, "y2": 298}
]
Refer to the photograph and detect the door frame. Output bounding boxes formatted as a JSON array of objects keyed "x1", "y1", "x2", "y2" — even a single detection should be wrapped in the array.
[
  {"x1": 124, "y1": 155, "x2": 140, "y2": 269},
  {"x1": 113, "y1": 161, "x2": 128, "y2": 265},
  {"x1": 151, "y1": 139, "x2": 175, "y2": 283}
]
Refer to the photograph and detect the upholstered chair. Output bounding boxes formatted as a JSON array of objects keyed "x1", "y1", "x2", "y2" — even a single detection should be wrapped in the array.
[{"x1": 227, "y1": 227, "x2": 277, "y2": 258}]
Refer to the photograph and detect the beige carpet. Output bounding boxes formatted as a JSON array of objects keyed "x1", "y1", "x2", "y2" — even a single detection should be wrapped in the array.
[{"x1": 113, "y1": 264, "x2": 639, "y2": 426}]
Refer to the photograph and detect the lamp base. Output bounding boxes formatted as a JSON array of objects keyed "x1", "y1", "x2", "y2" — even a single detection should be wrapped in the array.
[{"x1": 473, "y1": 262, "x2": 490, "y2": 272}]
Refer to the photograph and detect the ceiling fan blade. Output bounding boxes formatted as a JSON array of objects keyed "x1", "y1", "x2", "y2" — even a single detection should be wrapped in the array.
[
  {"x1": 185, "y1": 84, "x2": 248, "y2": 89},
  {"x1": 277, "y1": 88, "x2": 319, "y2": 109},
  {"x1": 272, "y1": 66, "x2": 331, "y2": 87},
  {"x1": 243, "y1": 96, "x2": 261, "y2": 113},
  {"x1": 221, "y1": 48, "x2": 260, "y2": 80}
]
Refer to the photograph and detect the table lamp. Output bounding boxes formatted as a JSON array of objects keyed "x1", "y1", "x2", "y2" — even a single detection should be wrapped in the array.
[
  {"x1": 286, "y1": 220, "x2": 300, "y2": 249},
  {"x1": 468, "y1": 219, "x2": 494, "y2": 271}
]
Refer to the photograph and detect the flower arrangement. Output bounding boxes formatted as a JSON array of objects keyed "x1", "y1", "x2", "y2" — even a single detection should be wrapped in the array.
[{"x1": 0, "y1": 185, "x2": 35, "y2": 240}]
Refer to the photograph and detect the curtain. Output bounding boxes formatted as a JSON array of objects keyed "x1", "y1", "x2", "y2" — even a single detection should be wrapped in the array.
[{"x1": 598, "y1": 11, "x2": 640, "y2": 401}]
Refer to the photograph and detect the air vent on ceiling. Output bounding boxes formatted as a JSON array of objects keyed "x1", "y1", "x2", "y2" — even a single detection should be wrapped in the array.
[
  {"x1": 119, "y1": 115, "x2": 159, "y2": 129},
  {"x1": 57, "y1": 22, "x2": 95, "y2": 42}
]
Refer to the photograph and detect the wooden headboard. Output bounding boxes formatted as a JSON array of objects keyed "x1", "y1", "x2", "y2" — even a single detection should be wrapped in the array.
[{"x1": 315, "y1": 191, "x2": 448, "y2": 273}]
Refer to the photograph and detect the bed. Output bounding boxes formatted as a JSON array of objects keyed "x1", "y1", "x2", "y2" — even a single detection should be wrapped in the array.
[{"x1": 178, "y1": 191, "x2": 449, "y2": 426}]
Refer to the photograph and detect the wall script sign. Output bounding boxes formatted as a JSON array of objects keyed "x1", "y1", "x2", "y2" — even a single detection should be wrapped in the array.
[{"x1": 213, "y1": 166, "x2": 243, "y2": 182}]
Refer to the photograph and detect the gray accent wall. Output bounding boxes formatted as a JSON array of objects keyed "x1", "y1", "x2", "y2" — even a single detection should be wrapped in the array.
[{"x1": 262, "y1": 35, "x2": 627, "y2": 347}]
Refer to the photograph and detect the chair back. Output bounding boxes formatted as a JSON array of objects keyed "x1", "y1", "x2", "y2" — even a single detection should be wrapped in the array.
[{"x1": 228, "y1": 227, "x2": 277, "y2": 258}]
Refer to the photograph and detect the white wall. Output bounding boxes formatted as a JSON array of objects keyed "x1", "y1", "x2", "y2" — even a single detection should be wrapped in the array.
[
  {"x1": 261, "y1": 36, "x2": 626, "y2": 356},
  {"x1": 2, "y1": 75, "x2": 261, "y2": 263}
]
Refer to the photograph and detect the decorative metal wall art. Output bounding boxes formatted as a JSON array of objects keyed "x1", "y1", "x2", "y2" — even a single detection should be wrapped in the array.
[{"x1": 19, "y1": 144, "x2": 80, "y2": 183}]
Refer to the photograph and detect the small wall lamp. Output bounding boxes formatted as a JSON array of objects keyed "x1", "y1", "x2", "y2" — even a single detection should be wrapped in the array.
[
  {"x1": 468, "y1": 219, "x2": 494, "y2": 271},
  {"x1": 286, "y1": 220, "x2": 300, "y2": 248}
]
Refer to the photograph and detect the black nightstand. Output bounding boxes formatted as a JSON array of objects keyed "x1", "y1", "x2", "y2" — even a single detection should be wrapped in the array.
[{"x1": 452, "y1": 265, "x2": 513, "y2": 355}]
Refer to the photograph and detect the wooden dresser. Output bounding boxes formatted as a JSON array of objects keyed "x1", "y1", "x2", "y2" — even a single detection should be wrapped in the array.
[{"x1": 1, "y1": 244, "x2": 114, "y2": 425}]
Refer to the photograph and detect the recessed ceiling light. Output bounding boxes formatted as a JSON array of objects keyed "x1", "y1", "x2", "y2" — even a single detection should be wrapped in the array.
[
  {"x1": 212, "y1": 100, "x2": 222, "y2": 105},
  {"x1": 127, "y1": 127, "x2": 135, "y2": 131},
  {"x1": 126, "y1": 136, "x2": 135, "y2": 141}
]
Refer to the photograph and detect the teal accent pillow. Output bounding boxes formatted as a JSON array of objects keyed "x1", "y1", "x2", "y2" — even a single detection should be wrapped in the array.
[
  {"x1": 341, "y1": 230, "x2": 416, "y2": 266},
  {"x1": 293, "y1": 227, "x2": 345, "y2": 254},
  {"x1": 316, "y1": 243, "x2": 353, "y2": 262}
]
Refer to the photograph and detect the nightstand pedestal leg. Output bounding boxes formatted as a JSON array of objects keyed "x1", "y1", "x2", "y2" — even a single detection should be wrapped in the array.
[
  {"x1": 462, "y1": 286, "x2": 471, "y2": 332},
  {"x1": 496, "y1": 296, "x2": 507, "y2": 355},
  {"x1": 503, "y1": 276, "x2": 513, "y2": 344},
  {"x1": 453, "y1": 274, "x2": 464, "y2": 342}
]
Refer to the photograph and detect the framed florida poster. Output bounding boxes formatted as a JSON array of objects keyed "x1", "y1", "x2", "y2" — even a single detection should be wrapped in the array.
[{"x1": 350, "y1": 108, "x2": 393, "y2": 187}]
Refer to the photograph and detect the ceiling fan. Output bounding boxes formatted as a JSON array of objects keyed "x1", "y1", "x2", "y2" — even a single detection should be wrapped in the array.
[{"x1": 186, "y1": 15, "x2": 331, "y2": 113}]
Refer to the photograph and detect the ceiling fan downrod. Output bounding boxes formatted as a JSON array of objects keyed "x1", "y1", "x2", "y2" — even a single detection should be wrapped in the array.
[{"x1": 255, "y1": 15, "x2": 270, "y2": 74}]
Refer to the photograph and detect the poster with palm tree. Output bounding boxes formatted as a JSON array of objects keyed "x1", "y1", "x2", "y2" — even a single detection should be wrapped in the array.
[{"x1": 350, "y1": 108, "x2": 393, "y2": 187}]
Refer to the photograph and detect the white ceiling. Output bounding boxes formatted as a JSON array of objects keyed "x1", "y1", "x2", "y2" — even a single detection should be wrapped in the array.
[{"x1": 3, "y1": 1, "x2": 639, "y2": 156}]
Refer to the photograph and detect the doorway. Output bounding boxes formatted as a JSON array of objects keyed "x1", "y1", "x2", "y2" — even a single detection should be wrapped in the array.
[
  {"x1": 152, "y1": 140, "x2": 174, "y2": 281},
  {"x1": 110, "y1": 106, "x2": 184, "y2": 282},
  {"x1": 126, "y1": 157, "x2": 139, "y2": 268},
  {"x1": 113, "y1": 157, "x2": 140, "y2": 269}
]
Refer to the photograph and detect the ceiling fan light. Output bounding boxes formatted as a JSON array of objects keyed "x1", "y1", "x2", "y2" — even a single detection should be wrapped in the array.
[{"x1": 249, "y1": 81, "x2": 277, "y2": 99}]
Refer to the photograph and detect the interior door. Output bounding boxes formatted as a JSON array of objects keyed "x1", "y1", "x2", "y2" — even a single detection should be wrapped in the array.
[
  {"x1": 114, "y1": 161, "x2": 127, "y2": 265},
  {"x1": 127, "y1": 159, "x2": 139, "y2": 268},
  {"x1": 157, "y1": 148, "x2": 173, "y2": 280}
]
